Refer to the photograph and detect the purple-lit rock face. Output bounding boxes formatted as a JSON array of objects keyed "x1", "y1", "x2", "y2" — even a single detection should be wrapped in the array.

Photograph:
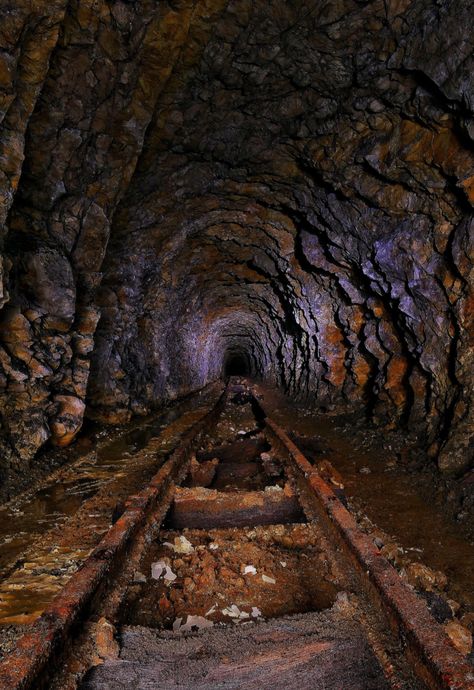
[{"x1": 0, "y1": 0, "x2": 473, "y2": 485}]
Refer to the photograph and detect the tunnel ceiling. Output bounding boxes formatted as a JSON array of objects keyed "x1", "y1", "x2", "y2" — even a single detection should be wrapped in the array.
[{"x1": 0, "y1": 0, "x2": 473, "y2": 479}]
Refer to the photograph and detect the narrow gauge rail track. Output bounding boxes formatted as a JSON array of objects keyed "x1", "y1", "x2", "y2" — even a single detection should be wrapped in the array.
[{"x1": 0, "y1": 379, "x2": 472, "y2": 690}]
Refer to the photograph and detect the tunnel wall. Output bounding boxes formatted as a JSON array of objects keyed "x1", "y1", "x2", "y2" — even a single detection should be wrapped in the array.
[{"x1": 0, "y1": 0, "x2": 472, "y2": 485}]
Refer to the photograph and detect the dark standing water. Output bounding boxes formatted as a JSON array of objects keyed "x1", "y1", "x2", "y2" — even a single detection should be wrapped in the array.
[
  {"x1": 0, "y1": 387, "x2": 223, "y2": 627},
  {"x1": 0, "y1": 406, "x2": 179, "y2": 574}
]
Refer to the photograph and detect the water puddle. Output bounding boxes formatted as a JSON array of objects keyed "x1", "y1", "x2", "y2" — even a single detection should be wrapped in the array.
[
  {"x1": 0, "y1": 393, "x2": 213, "y2": 572},
  {"x1": 320, "y1": 430, "x2": 474, "y2": 612},
  {"x1": 0, "y1": 386, "x2": 222, "y2": 629}
]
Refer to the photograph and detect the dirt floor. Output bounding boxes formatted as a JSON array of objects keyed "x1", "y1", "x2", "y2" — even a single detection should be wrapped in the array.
[{"x1": 78, "y1": 391, "x2": 429, "y2": 690}]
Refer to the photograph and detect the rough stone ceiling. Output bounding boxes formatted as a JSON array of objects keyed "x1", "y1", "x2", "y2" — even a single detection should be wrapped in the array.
[{"x1": 0, "y1": 0, "x2": 473, "y2": 481}]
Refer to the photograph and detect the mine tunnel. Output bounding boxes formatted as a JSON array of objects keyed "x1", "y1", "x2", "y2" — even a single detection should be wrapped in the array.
[
  {"x1": 223, "y1": 351, "x2": 252, "y2": 378},
  {"x1": 0, "y1": 1, "x2": 473, "y2": 688}
]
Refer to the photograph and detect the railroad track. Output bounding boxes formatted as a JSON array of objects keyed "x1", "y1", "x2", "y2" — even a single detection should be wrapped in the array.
[{"x1": 0, "y1": 379, "x2": 472, "y2": 690}]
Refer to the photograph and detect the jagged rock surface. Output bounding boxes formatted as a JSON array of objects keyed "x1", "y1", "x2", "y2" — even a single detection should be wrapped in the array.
[{"x1": 0, "y1": 0, "x2": 473, "y2": 486}]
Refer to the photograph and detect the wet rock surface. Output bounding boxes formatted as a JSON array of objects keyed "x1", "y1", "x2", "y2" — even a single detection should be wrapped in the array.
[{"x1": 0, "y1": 0, "x2": 472, "y2": 486}]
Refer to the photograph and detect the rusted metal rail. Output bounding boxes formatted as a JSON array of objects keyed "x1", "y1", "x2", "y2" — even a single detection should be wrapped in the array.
[
  {"x1": 0, "y1": 388, "x2": 228, "y2": 690},
  {"x1": 0, "y1": 379, "x2": 473, "y2": 690},
  {"x1": 262, "y1": 415, "x2": 474, "y2": 690}
]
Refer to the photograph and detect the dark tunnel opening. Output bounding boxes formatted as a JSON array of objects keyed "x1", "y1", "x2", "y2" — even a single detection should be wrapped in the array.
[{"x1": 223, "y1": 352, "x2": 251, "y2": 377}]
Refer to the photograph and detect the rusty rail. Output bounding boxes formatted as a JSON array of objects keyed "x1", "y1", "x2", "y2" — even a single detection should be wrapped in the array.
[
  {"x1": 260, "y1": 410, "x2": 474, "y2": 690},
  {"x1": 0, "y1": 388, "x2": 227, "y2": 690},
  {"x1": 1, "y1": 379, "x2": 473, "y2": 690}
]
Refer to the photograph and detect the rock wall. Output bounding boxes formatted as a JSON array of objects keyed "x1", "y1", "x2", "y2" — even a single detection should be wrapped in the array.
[
  {"x1": 0, "y1": 0, "x2": 473, "y2": 483},
  {"x1": 0, "y1": 0, "x2": 205, "y2": 470}
]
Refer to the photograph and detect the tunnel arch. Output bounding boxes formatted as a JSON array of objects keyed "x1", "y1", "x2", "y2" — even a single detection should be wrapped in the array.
[{"x1": 1, "y1": 0, "x2": 464, "y2": 478}]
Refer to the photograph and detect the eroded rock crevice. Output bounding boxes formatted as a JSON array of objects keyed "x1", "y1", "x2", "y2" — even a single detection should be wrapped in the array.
[{"x1": 0, "y1": 0, "x2": 472, "y2": 489}]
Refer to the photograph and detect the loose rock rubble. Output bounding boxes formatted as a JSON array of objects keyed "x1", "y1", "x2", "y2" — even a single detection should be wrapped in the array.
[
  {"x1": 355, "y1": 513, "x2": 474, "y2": 659},
  {"x1": 123, "y1": 524, "x2": 341, "y2": 631}
]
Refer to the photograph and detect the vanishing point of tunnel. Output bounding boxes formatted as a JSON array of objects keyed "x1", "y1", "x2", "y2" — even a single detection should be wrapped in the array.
[{"x1": 0, "y1": 0, "x2": 473, "y2": 688}]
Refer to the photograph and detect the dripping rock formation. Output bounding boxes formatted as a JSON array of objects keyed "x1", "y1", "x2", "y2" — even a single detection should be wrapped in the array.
[{"x1": 0, "y1": 0, "x2": 473, "y2": 492}]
